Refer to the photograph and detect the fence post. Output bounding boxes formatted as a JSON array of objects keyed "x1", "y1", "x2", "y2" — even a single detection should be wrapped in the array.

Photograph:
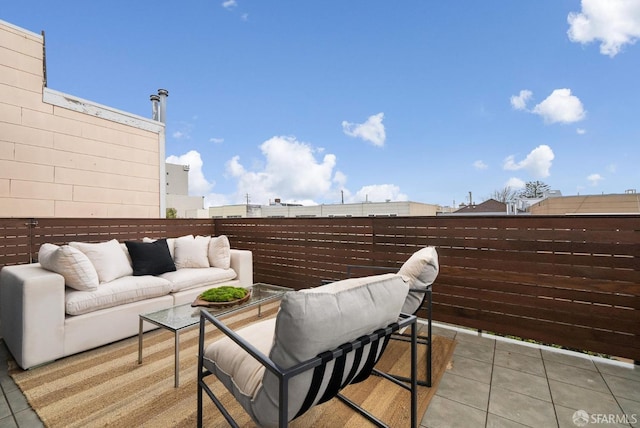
[{"x1": 27, "y1": 218, "x2": 38, "y2": 263}]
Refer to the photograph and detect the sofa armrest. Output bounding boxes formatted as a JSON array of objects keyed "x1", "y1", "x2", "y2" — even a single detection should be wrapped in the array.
[
  {"x1": 0, "y1": 264, "x2": 66, "y2": 369},
  {"x1": 230, "y1": 249, "x2": 253, "y2": 288}
]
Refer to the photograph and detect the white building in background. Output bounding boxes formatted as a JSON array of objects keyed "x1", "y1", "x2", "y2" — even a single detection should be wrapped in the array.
[
  {"x1": 207, "y1": 200, "x2": 441, "y2": 218},
  {"x1": 165, "y1": 163, "x2": 204, "y2": 218}
]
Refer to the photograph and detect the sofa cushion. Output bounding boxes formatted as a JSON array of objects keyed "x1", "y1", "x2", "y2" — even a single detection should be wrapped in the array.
[
  {"x1": 208, "y1": 235, "x2": 231, "y2": 269},
  {"x1": 397, "y1": 246, "x2": 439, "y2": 314},
  {"x1": 125, "y1": 239, "x2": 176, "y2": 276},
  {"x1": 65, "y1": 275, "x2": 172, "y2": 316},
  {"x1": 69, "y1": 239, "x2": 133, "y2": 283},
  {"x1": 38, "y1": 244, "x2": 99, "y2": 291},
  {"x1": 158, "y1": 267, "x2": 237, "y2": 292},
  {"x1": 173, "y1": 235, "x2": 210, "y2": 269}
]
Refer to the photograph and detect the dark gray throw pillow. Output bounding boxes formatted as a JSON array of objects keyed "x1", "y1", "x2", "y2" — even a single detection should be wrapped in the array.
[{"x1": 125, "y1": 239, "x2": 176, "y2": 276}]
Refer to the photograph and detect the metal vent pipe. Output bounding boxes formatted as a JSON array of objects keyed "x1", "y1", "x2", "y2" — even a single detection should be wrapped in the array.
[
  {"x1": 158, "y1": 89, "x2": 169, "y2": 123},
  {"x1": 150, "y1": 94, "x2": 160, "y2": 121}
]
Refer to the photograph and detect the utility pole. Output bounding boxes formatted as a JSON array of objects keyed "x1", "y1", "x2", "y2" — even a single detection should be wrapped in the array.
[{"x1": 245, "y1": 193, "x2": 250, "y2": 205}]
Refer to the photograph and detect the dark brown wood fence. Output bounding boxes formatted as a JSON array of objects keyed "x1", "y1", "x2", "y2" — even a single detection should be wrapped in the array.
[{"x1": 1, "y1": 215, "x2": 638, "y2": 361}]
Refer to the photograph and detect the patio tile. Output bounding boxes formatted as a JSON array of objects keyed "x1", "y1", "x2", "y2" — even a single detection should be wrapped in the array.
[
  {"x1": 555, "y1": 405, "x2": 633, "y2": 428},
  {"x1": 595, "y1": 360, "x2": 640, "y2": 384},
  {"x1": 541, "y1": 349, "x2": 596, "y2": 371},
  {"x1": 13, "y1": 409, "x2": 43, "y2": 428},
  {"x1": 422, "y1": 394, "x2": 486, "y2": 428},
  {"x1": 448, "y1": 354, "x2": 493, "y2": 384},
  {"x1": 0, "y1": 398, "x2": 11, "y2": 420},
  {"x1": 488, "y1": 386, "x2": 557, "y2": 428},
  {"x1": 435, "y1": 372, "x2": 490, "y2": 411},
  {"x1": 4, "y1": 390, "x2": 28, "y2": 415},
  {"x1": 544, "y1": 360, "x2": 609, "y2": 393},
  {"x1": 616, "y1": 397, "x2": 640, "y2": 428},
  {"x1": 0, "y1": 378, "x2": 17, "y2": 396},
  {"x1": 453, "y1": 340, "x2": 495, "y2": 364},
  {"x1": 549, "y1": 379, "x2": 624, "y2": 416},
  {"x1": 491, "y1": 366, "x2": 551, "y2": 402},
  {"x1": 555, "y1": 405, "x2": 587, "y2": 428},
  {"x1": 602, "y1": 373, "x2": 640, "y2": 402},
  {"x1": 493, "y1": 349, "x2": 545, "y2": 377},
  {"x1": 0, "y1": 416, "x2": 18, "y2": 428},
  {"x1": 495, "y1": 339, "x2": 542, "y2": 359},
  {"x1": 486, "y1": 413, "x2": 532, "y2": 428}
]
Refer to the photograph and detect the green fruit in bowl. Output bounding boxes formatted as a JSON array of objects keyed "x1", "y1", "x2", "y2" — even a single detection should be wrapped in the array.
[{"x1": 200, "y1": 286, "x2": 248, "y2": 302}]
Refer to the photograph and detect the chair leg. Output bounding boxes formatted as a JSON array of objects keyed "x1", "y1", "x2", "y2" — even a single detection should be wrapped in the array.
[
  {"x1": 411, "y1": 320, "x2": 418, "y2": 428},
  {"x1": 426, "y1": 287, "x2": 432, "y2": 387},
  {"x1": 197, "y1": 380, "x2": 203, "y2": 428},
  {"x1": 377, "y1": 294, "x2": 433, "y2": 387}
]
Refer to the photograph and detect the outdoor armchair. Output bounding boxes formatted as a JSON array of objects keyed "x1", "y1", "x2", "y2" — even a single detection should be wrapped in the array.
[{"x1": 197, "y1": 274, "x2": 418, "y2": 428}]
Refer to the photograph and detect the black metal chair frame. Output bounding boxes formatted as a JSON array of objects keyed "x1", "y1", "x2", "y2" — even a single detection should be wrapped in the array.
[
  {"x1": 197, "y1": 310, "x2": 418, "y2": 428},
  {"x1": 346, "y1": 265, "x2": 433, "y2": 387}
]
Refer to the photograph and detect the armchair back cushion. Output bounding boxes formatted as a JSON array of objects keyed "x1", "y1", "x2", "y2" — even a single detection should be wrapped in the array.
[
  {"x1": 251, "y1": 273, "x2": 409, "y2": 426},
  {"x1": 397, "y1": 246, "x2": 439, "y2": 314}
]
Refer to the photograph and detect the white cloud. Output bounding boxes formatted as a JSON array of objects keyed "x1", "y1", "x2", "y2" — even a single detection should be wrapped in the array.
[
  {"x1": 222, "y1": 0, "x2": 237, "y2": 9},
  {"x1": 587, "y1": 173, "x2": 604, "y2": 186},
  {"x1": 166, "y1": 150, "x2": 214, "y2": 196},
  {"x1": 503, "y1": 145, "x2": 555, "y2": 178},
  {"x1": 241, "y1": 13, "x2": 249, "y2": 21},
  {"x1": 210, "y1": 137, "x2": 224, "y2": 144},
  {"x1": 532, "y1": 89, "x2": 586, "y2": 124},
  {"x1": 172, "y1": 131, "x2": 185, "y2": 139},
  {"x1": 342, "y1": 113, "x2": 386, "y2": 147},
  {"x1": 576, "y1": 128, "x2": 587, "y2": 135},
  {"x1": 510, "y1": 90, "x2": 533, "y2": 110},
  {"x1": 607, "y1": 163, "x2": 617, "y2": 173},
  {"x1": 473, "y1": 160, "x2": 488, "y2": 170},
  {"x1": 352, "y1": 184, "x2": 408, "y2": 203},
  {"x1": 225, "y1": 136, "x2": 339, "y2": 204},
  {"x1": 505, "y1": 177, "x2": 526, "y2": 189},
  {"x1": 568, "y1": 0, "x2": 640, "y2": 57}
]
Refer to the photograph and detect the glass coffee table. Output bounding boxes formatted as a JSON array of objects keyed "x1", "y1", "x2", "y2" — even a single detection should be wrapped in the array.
[{"x1": 138, "y1": 283, "x2": 292, "y2": 387}]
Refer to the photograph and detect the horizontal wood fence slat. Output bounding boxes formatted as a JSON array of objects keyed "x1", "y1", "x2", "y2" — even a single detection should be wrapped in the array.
[{"x1": 0, "y1": 215, "x2": 638, "y2": 361}]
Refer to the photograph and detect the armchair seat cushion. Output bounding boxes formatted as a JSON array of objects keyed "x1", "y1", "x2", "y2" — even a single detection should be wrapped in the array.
[{"x1": 203, "y1": 318, "x2": 276, "y2": 398}]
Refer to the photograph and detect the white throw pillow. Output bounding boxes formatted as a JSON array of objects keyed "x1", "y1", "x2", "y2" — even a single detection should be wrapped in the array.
[
  {"x1": 69, "y1": 239, "x2": 133, "y2": 283},
  {"x1": 208, "y1": 235, "x2": 231, "y2": 269},
  {"x1": 397, "y1": 246, "x2": 439, "y2": 314},
  {"x1": 173, "y1": 235, "x2": 210, "y2": 269},
  {"x1": 38, "y1": 243, "x2": 99, "y2": 291}
]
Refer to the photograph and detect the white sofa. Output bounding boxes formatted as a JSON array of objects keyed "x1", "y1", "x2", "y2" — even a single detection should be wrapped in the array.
[{"x1": 0, "y1": 235, "x2": 253, "y2": 369}]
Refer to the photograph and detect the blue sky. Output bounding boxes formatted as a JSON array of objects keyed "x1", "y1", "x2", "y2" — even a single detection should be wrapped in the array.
[{"x1": 4, "y1": 1, "x2": 639, "y2": 207}]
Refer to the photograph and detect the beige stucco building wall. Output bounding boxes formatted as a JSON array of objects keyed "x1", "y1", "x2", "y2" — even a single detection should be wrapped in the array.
[
  {"x1": 530, "y1": 193, "x2": 640, "y2": 215},
  {"x1": 0, "y1": 20, "x2": 165, "y2": 218},
  {"x1": 208, "y1": 201, "x2": 440, "y2": 218}
]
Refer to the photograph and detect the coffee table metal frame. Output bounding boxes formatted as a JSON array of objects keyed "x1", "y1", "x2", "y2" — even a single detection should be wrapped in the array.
[{"x1": 138, "y1": 283, "x2": 291, "y2": 387}]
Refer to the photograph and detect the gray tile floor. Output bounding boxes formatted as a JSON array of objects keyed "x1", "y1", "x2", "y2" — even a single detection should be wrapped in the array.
[
  {"x1": 0, "y1": 322, "x2": 638, "y2": 428},
  {"x1": 423, "y1": 323, "x2": 640, "y2": 428}
]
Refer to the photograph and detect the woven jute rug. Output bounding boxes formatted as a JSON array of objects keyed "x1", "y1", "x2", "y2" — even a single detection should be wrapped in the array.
[{"x1": 9, "y1": 306, "x2": 455, "y2": 427}]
